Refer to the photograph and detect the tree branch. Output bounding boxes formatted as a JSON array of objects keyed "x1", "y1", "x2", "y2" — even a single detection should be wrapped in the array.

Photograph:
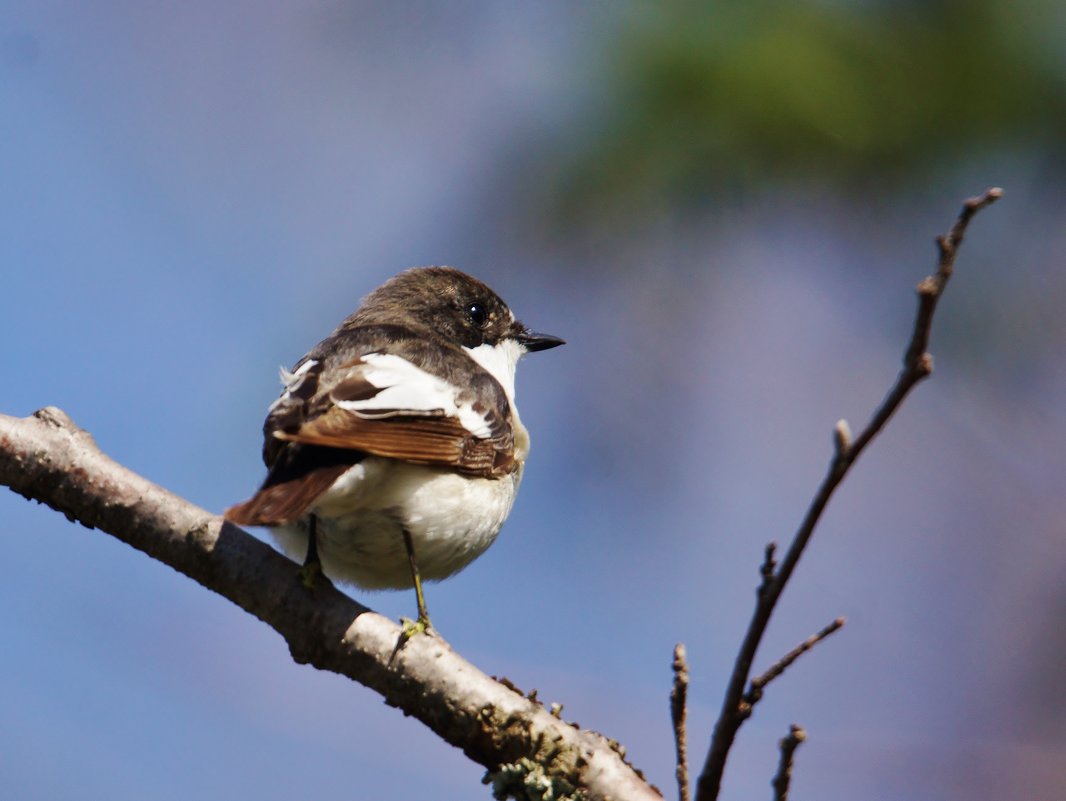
[
  {"x1": 694, "y1": 187, "x2": 1003, "y2": 801},
  {"x1": 744, "y1": 618, "x2": 844, "y2": 707},
  {"x1": 670, "y1": 643, "x2": 691, "y2": 801},
  {"x1": 0, "y1": 406, "x2": 658, "y2": 801},
  {"x1": 770, "y1": 725, "x2": 806, "y2": 801}
]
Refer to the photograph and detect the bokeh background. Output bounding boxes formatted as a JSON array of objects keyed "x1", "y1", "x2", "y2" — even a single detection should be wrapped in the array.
[{"x1": 3, "y1": 3, "x2": 1064, "y2": 799}]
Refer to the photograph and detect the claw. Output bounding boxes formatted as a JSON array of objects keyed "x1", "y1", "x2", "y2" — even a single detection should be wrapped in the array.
[
  {"x1": 400, "y1": 614, "x2": 432, "y2": 638},
  {"x1": 299, "y1": 559, "x2": 322, "y2": 590},
  {"x1": 395, "y1": 612, "x2": 433, "y2": 654}
]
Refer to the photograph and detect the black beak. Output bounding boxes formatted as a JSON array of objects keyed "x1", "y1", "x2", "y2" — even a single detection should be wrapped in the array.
[{"x1": 515, "y1": 327, "x2": 565, "y2": 352}]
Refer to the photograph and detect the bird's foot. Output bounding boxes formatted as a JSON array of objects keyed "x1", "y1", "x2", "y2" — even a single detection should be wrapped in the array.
[
  {"x1": 299, "y1": 559, "x2": 322, "y2": 590},
  {"x1": 398, "y1": 613, "x2": 433, "y2": 644}
]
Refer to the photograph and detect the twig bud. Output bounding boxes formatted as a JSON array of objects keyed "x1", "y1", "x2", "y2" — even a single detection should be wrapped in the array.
[{"x1": 833, "y1": 419, "x2": 852, "y2": 455}]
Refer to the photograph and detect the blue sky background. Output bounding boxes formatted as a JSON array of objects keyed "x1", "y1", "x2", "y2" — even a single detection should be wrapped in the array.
[{"x1": 2, "y1": 4, "x2": 1065, "y2": 800}]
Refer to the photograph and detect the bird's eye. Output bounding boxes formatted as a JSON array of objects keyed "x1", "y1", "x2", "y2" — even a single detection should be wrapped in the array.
[{"x1": 466, "y1": 302, "x2": 488, "y2": 326}]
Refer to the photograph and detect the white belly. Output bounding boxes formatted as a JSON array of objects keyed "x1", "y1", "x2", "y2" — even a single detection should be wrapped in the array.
[{"x1": 270, "y1": 457, "x2": 522, "y2": 589}]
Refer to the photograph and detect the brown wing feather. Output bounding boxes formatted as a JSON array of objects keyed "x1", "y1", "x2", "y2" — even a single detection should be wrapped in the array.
[
  {"x1": 274, "y1": 407, "x2": 513, "y2": 477},
  {"x1": 226, "y1": 326, "x2": 519, "y2": 528}
]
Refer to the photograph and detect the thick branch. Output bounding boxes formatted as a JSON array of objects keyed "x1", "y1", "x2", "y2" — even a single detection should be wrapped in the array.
[
  {"x1": 695, "y1": 188, "x2": 1003, "y2": 801},
  {"x1": 0, "y1": 407, "x2": 658, "y2": 801}
]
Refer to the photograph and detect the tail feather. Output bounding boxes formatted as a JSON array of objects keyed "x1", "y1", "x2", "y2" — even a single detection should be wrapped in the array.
[{"x1": 225, "y1": 464, "x2": 349, "y2": 527}]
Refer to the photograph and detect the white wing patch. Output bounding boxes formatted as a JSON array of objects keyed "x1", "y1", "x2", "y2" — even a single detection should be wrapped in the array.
[{"x1": 334, "y1": 353, "x2": 493, "y2": 438}]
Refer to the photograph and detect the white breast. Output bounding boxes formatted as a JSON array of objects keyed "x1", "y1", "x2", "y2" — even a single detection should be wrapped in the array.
[
  {"x1": 464, "y1": 338, "x2": 531, "y2": 462},
  {"x1": 463, "y1": 338, "x2": 523, "y2": 402},
  {"x1": 270, "y1": 457, "x2": 522, "y2": 590}
]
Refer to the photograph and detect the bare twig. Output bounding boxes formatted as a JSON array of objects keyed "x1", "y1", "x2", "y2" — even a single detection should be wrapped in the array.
[
  {"x1": 746, "y1": 618, "x2": 845, "y2": 703},
  {"x1": 671, "y1": 643, "x2": 691, "y2": 801},
  {"x1": 771, "y1": 725, "x2": 806, "y2": 801},
  {"x1": 695, "y1": 188, "x2": 1003, "y2": 801},
  {"x1": 0, "y1": 407, "x2": 658, "y2": 801},
  {"x1": 759, "y1": 542, "x2": 777, "y2": 593}
]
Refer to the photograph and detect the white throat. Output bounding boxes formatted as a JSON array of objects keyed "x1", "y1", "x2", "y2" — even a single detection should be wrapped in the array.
[{"x1": 464, "y1": 339, "x2": 524, "y2": 402}]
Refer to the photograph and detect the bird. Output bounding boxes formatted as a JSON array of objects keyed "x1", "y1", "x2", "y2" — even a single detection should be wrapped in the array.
[{"x1": 225, "y1": 266, "x2": 564, "y2": 630}]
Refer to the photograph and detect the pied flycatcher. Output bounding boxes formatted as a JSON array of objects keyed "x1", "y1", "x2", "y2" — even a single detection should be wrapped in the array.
[{"x1": 225, "y1": 267, "x2": 563, "y2": 628}]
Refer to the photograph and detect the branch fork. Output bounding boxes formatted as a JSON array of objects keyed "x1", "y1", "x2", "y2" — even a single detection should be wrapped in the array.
[{"x1": 691, "y1": 188, "x2": 1002, "y2": 801}]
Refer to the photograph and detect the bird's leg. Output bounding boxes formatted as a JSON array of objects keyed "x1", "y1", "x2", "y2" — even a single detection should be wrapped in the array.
[
  {"x1": 299, "y1": 513, "x2": 322, "y2": 589},
  {"x1": 400, "y1": 528, "x2": 432, "y2": 636}
]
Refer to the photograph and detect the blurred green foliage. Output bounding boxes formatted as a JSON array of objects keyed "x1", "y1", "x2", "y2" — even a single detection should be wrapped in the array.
[{"x1": 556, "y1": 0, "x2": 1065, "y2": 212}]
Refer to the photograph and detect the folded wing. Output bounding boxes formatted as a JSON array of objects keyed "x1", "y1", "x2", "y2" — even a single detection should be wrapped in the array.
[{"x1": 225, "y1": 350, "x2": 515, "y2": 527}]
